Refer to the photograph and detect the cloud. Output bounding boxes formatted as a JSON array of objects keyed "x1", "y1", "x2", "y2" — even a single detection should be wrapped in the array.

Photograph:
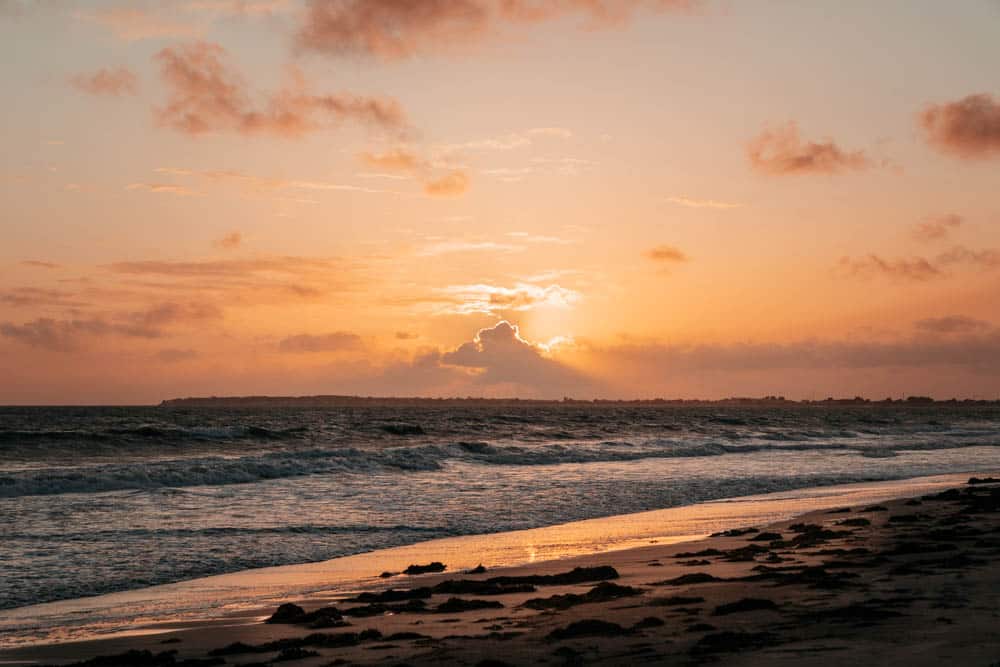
[
  {"x1": 278, "y1": 332, "x2": 363, "y2": 353},
  {"x1": 103, "y1": 255, "x2": 351, "y2": 303},
  {"x1": 359, "y1": 148, "x2": 470, "y2": 197},
  {"x1": 416, "y1": 240, "x2": 519, "y2": 256},
  {"x1": 915, "y1": 316, "x2": 991, "y2": 335},
  {"x1": 0, "y1": 317, "x2": 154, "y2": 350},
  {"x1": 593, "y1": 331, "x2": 1000, "y2": 374},
  {"x1": 747, "y1": 122, "x2": 872, "y2": 175},
  {"x1": 837, "y1": 254, "x2": 942, "y2": 282},
  {"x1": 439, "y1": 320, "x2": 593, "y2": 395},
  {"x1": 0, "y1": 287, "x2": 86, "y2": 308},
  {"x1": 127, "y1": 302, "x2": 222, "y2": 329},
  {"x1": 156, "y1": 348, "x2": 200, "y2": 363},
  {"x1": 296, "y1": 0, "x2": 699, "y2": 60},
  {"x1": 155, "y1": 166, "x2": 409, "y2": 197},
  {"x1": 106, "y1": 256, "x2": 339, "y2": 278},
  {"x1": 936, "y1": 246, "x2": 1000, "y2": 270},
  {"x1": 919, "y1": 93, "x2": 1000, "y2": 159},
  {"x1": 69, "y1": 67, "x2": 138, "y2": 96},
  {"x1": 20, "y1": 260, "x2": 60, "y2": 269},
  {"x1": 154, "y1": 42, "x2": 406, "y2": 137},
  {"x1": 395, "y1": 331, "x2": 419, "y2": 340},
  {"x1": 506, "y1": 232, "x2": 575, "y2": 245},
  {"x1": 435, "y1": 282, "x2": 581, "y2": 315},
  {"x1": 214, "y1": 231, "x2": 242, "y2": 249},
  {"x1": 360, "y1": 148, "x2": 425, "y2": 172},
  {"x1": 423, "y1": 170, "x2": 470, "y2": 197},
  {"x1": 912, "y1": 214, "x2": 962, "y2": 243},
  {"x1": 0, "y1": 302, "x2": 221, "y2": 350},
  {"x1": 666, "y1": 195, "x2": 741, "y2": 210},
  {"x1": 645, "y1": 245, "x2": 688, "y2": 262},
  {"x1": 127, "y1": 183, "x2": 199, "y2": 196},
  {"x1": 838, "y1": 246, "x2": 1000, "y2": 282}
]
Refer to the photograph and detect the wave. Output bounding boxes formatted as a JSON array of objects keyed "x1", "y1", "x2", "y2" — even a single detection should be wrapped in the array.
[
  {"x1": 0, "y1": 424, "x2": 310, "y2": 443},
  {"x1": 2, "y1": 436, "x2": 998, "y2": 498}
]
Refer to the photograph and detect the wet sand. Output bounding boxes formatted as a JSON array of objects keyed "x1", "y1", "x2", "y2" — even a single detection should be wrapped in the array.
[{"x1": 3, "y1": 474, "x2": 1000, "y2": 665}]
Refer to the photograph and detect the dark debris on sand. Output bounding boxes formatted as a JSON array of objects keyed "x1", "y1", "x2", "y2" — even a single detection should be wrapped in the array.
[{"x1": 523, "y1": 582, "x2": 642, "y2": 611}]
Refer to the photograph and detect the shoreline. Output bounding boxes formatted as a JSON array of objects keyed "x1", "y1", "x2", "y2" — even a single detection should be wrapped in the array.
[{"x1": 1, "y1": 471, "x2": 996, "y2": 664}]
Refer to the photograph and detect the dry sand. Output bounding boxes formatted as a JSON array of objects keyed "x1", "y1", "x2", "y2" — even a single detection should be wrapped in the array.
[{"x1": 4, "y1": 476, "x2": 1000, "y2": 666}]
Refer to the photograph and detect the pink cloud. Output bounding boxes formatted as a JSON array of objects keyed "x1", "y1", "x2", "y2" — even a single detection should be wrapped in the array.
[
  {"x1": 919, "y1": 93, "x2": 1000, "y2": 159},
  {"x1": 747, "y1": 122, "x2": 872, "y2": 175}
]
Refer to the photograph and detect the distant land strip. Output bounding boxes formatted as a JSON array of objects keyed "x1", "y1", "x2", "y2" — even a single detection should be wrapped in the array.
[{"x1": 159, "y1": 395, "x2": 1000, "y2": 408}]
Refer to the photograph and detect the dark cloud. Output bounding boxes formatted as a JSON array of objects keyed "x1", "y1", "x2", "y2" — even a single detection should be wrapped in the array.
[
  {"x1": 915, "y1": 316, "x2": 991, "y2": 335},
  {"x1": 70, "y1": 66, "x2": 138, "y2": 96},
  {"x1": 395, "y1": 330, "x2": 419, "y2": 340},
  {"x1": 440, "y1": 320, "x2": 593, "y2": 394},
  {"x1": 912, "y1": 214, "x2": 962, "y2": 243},
  {"x1": 747, "y1": 122, "x2": 872, "y2": 175},
  {"x1": 278, "y1": 332, "x2": 363, "y2": 352},
  {"x1": 154, "y1": 41, "x2": 406, "y2": 137},
  {"x1": 296, "y1": 0, "x2": 700, "y2": 60},
  {"x1": 919, "y1": 93, "x2": 1000, "y2": 159},
  {"x1": 644, "y1": 245, "x2": 688, "y2": 262}
]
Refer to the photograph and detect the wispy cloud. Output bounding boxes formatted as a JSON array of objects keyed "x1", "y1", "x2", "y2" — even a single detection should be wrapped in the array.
[
  {"x1": 358, "y1": 148, "x2": 470, "y2": 197},
  {"x1": 154, "y1": 167, "x2": 409, "y2": 197},
  {"x1": 127, "y1": 183, "x2": 199, "y2": 197},
  {"x1": 839, "y1": 245, "x2": 1000, "y2": 282},
  {"x1": 435, "y1": 282, "x2": 581, "y2": 315},
  {"x1": 666, "y1": 195, "x2": 741, "y2": 210},
  {"x1": 915, "y1": 315, "x2": 991, "y2": 335},
  {"x1": 416, "y1": 240, "x2": 519, "y2": 257},
  {"x1": 278, "y1": 331, "x2": 363, "y2": 353}
]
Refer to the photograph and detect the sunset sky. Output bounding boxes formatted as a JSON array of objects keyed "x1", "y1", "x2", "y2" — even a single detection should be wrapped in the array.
[{"x1": 2, "y1": 0, "x2": 999, "y2": 404}]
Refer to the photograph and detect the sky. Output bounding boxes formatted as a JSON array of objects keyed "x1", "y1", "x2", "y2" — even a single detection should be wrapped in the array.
[{"x1": 1, "y1": 0, "x2": 999, "y2": 404}]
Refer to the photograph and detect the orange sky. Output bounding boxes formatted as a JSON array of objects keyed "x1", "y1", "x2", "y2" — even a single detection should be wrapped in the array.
[{"x1": 2, "y1": 0, "x2": 999, "y2": 403}]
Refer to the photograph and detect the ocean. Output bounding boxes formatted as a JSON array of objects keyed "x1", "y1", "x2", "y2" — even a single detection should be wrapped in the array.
[{"x1": 3, "y1": 404, "x2": 1000, "y2": 611}]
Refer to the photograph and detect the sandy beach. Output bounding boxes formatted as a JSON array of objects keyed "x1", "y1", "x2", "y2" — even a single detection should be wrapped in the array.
[{"x1": 3, "y1": 473, "x2": 999, "y2": 666}]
